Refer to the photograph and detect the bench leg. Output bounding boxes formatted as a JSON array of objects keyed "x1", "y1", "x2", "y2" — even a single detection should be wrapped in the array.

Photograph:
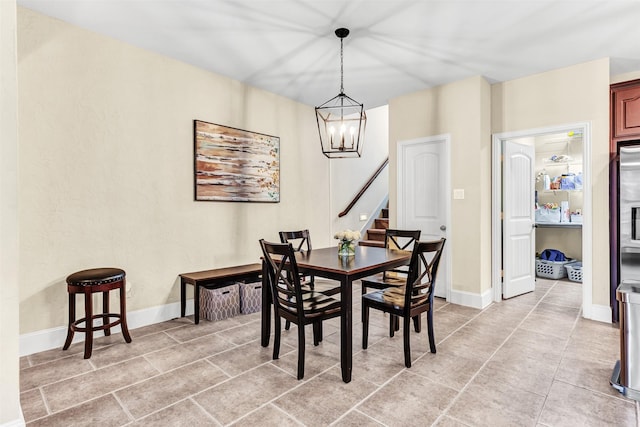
[{"x1": 194, "y1": 284, "x2": 201, "y2": 324}]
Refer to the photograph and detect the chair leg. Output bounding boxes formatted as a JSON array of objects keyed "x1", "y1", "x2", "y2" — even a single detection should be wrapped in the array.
[
  {"x1": 362, "y1": 304, "x2": 370, "y2": 349},
  {"x1": 63, "y1": 292, "x2": 75, "y2": 351},
  {"x1": 427, "y1": 309, "x2": 436, "y2": 354},
  {"x1": 390, "y1": 315, "x2": 399, "y2": 337},
  {"x1": 285, "y1": 320, "x2": 291, "y2": 330},
  {"x1": 412, "y1": 314, "x2": 421, "y2": 333},
  {"x1": 389, "y1": 315, "x2": 394, "y2": 337},
  {"x1": 119, "y1": 284, "x2": 132, "y2": 343},
  {"x1": 273, "y1": 315, "x2": 281, "y2": 360},
  {"x1": 403, "y1": 315, "x2": 412, "y2": 368},
  {"x1": 102, "y1": 290, "x2": 111, "y2": 336},
  {"x1": 313, "y1": 321, "x2": 322, "y2": 346},
  {"x1": 297, "y1": 320, "x2": 305, "y2": 380},
  {"x1": 83, "y1": 288, "x2": 93, "y2": 359}
]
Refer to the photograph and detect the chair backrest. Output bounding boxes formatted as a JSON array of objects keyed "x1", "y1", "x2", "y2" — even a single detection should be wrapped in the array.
[
  {"x1": 403, "y1": 238, "x2": 446, "y2": 309},
  {"x1": 279, "y1": 229, "x2": 312, "y2": 252},
  {"x1": 385, "y1": 229, "x2": 421, "y2": 251},
  {"x1": 259, "y1": 239, "x2": 305, "y2": 318}
]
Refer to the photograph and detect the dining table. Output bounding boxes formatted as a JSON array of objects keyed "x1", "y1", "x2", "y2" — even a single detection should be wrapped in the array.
[{"x1": 260, "y1": 245, "x2": 411, "y2": 383}]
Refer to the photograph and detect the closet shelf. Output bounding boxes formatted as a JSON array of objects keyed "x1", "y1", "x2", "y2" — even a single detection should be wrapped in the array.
[{"x1": 535, "y1": 223, "x2": 582, "y2": 229}]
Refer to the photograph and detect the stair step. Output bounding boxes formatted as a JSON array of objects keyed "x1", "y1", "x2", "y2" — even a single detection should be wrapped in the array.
[
  {"x1": 366, "y1": 229, "x2": 386, "y2": 241},
  {"x1": 381, "y1": 208, "x2": 389, "y2": 219},
  {"x1": 359, "y1": 240, "x2": 385, "y2": 248},
  {"x1": 374, "y1": 218, "x2": 389, "y2": 229}
]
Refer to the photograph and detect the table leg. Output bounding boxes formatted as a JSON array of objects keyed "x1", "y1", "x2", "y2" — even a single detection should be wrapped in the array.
[
  {"x1": 261, "y1": 260, "x2": 271, "y2": 347},
  {"x1": 180, "y1": 279, "x2": 186, "y2": 318},
  {"x1": 340, "y1": 277, "x2": 352, "y2": 383}
]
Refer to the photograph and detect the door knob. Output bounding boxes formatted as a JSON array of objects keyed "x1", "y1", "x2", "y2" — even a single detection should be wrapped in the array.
[{"x1": 440, "y1": 225, "x2": 446, "y2": 231}]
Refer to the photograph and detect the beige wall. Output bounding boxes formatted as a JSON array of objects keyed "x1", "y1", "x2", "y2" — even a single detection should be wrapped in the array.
[
  {"x1": 492, "y1": 58, "x2": 611, "y2": 306},
  {"x1": 389, "y1": 76, "x2": 493, "y2": 296},
  {"x1": 331, "y1": 105, "x2": 389, "y2": 237},
  {"x1": 389, "y1": 60, "x2": 611, "y2": 307},
  {"x1": 1, "y1": 1, "x2": 22, "y2": 425},
  {"x1": 17, "y1": 8, "x2": 331, "y2": 335}
]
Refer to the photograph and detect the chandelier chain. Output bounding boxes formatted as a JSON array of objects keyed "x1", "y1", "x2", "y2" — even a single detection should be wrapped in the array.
[{"x1": 340, "y1": 37, "x2": 344, "y2": 94}]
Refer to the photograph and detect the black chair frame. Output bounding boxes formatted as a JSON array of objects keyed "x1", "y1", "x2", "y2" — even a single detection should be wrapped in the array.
[
  {"x1": 362, "y1": 238, "x2": 445, "y2": 368},
  {"x1": 260, "y1": 239, "x2": 342, "y2": 379}
]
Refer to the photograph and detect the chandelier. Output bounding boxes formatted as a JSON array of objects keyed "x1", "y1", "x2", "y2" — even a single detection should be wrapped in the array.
[{"x1": 315, "y1": 28, "x2": 366, "y2": 158}]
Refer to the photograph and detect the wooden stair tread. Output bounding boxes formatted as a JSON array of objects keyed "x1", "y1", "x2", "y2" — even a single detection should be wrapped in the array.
[{"x1": 359, "y1": 240, "x2": 385, "y2": 248}]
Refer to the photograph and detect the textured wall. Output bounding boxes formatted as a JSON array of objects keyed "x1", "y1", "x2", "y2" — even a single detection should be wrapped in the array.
[
  {"x1": 492, "y1": 58, "x2": 610, "y2": 307},
  {"x1": 17, "y1": 7, "x2": 331, "y2": 334},
  {"x1": 388, "y1": 76, "x2": 492, "y2": 296}
]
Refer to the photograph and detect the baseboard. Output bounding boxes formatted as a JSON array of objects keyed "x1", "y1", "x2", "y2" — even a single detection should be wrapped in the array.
[
  {"x1": 0, "y1": 415, "x2": 25, "y2": 427},
  {"x1": 19, "y1": 299, "x2": 194, "y2": 357},
  {"x1": 584, "y1": 303, "x2": 612, "y2": 324},
  {"x1": 449, "y1": 288, "x2": 493, "y2": 309}
]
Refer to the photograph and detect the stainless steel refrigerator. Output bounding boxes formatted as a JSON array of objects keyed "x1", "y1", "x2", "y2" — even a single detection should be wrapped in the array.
[{"x1": 612, "y1": 144, "x2": 640, "y2": 400}]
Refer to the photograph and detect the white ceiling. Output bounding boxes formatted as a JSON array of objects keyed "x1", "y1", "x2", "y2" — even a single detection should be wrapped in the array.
[{"x1": 17, "y1": 0, "x2": 640, "y2": 109}]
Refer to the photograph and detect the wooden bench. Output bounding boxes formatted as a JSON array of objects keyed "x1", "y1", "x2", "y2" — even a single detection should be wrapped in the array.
[{"x1": 180, "y1": 263, "x2": 262, "y2": 324}]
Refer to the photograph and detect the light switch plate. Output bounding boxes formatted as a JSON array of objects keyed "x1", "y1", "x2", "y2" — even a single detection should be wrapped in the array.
[
  {"x1": 359, "y1": 214, "x2": 368, "y2": 221},
  {"x1": 453, "y1": 189, "x2": 465, "y2": 199}
]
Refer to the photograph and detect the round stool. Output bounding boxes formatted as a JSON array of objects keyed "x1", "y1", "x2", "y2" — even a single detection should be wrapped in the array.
[{"x1": 63, "y1": 268, "x2": 132, "y2": 359}]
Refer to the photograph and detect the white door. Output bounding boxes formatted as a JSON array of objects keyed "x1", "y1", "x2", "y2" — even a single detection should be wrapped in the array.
[
  {"x1": 398, "y1": 136, "x2": 449, "y2": 299},
  {"x1": 502, "y1": 140, "x2": 536, "y2": 298}
]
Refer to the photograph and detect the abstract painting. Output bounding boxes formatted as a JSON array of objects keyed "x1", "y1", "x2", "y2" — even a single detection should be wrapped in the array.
[{"x1": 194, "y1": 120, "x2": 280, "y2": 202}]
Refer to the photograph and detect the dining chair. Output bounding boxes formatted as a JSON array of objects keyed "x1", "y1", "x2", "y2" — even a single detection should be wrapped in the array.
[
  {"x1": 360, "y1": 229, "x2": 421, "y2": 294},
  {"x1": 279, "y1": 229, "x2": 341, "y2": 331},
  {"x1": 360, "y1": 229, "x2": 421, "y2": 331},
  {"x1": 259, "y1": 239, "x2": 342, "y2": 380},
  {"x1": 362, "y1": 238, "x2": 445, "y2": 368}
]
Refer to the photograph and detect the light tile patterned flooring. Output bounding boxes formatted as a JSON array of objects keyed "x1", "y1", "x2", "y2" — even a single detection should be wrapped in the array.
[{"x1": 20, "y1": 278, "x2": 639, "y2": 426}]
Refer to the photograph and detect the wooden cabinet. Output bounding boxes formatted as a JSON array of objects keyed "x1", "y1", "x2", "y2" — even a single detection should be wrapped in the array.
[
  {"x1": 610, "y1": 79, "x2": 640, "y2": 321},
  {"x1": 612, "y1": 80, "x2": 640, "y2": 140}
]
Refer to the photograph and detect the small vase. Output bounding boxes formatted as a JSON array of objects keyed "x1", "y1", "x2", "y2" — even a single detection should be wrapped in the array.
[{"x1": 338, "y1": 239, "x2": 356, "y2": 257}]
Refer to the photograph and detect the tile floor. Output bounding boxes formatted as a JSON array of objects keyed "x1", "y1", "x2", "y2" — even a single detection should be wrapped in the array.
[{"x1": 20, "y1": 278, "x2": 639, "y2": 426}]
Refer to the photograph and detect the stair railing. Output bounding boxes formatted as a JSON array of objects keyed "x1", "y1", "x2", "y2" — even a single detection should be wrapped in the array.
[{"x1": 338, "y1": 157, "x2": 389, "y2": 218}]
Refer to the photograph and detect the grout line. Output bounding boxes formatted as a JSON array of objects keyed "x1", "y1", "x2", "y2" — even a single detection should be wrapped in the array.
[
  {"x1": 38, "y1": 386, "x2": 52, "y2": 416},
  {"x1": 23, "y1": 280, "x2": 623, "y2": 426},
  {"x1": 431, "y1": 279, "x2": 560, "y2": 426},
  {"x1": 534, "y1": 286, "x2": 583, "y2": 425},
  {"x1": 112, "y1": 391, "x2": 136, "y2": 422}
]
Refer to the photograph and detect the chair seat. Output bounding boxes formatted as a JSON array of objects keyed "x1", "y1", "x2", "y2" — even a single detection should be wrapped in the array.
[
  {"x1": 363, "y1": 287, "x2": 430, "y2": 309},
  {"x1": 279, "y1": 289, "x2": 342, "y2": 314},
  {"x1": 302, "y1": 278, "x2": 341, "y2": 296},
  {"x1": 67, "y1": 268, "x2": 125, "y2": 286},
  {"x1": 361, "y1": 271, "x2": 407, "y2": 290}
]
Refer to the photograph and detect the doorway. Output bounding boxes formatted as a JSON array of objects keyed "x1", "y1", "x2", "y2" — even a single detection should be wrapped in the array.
[
  {"x1": 397, "y1": 134, "x2": 451, "y2": 300},
  {"x1": 492, "y1": 122, "x2": 593, "y2": 315}
]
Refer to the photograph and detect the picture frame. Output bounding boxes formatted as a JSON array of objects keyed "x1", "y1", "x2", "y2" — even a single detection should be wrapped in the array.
[{"x1": 193, "y1": 120, "x2": 280, "y2": 202}]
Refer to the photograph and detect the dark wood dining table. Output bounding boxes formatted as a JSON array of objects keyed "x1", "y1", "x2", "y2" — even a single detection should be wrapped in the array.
[{"x1": 260, "y1": 245, "x2": 411, "y2": 383}]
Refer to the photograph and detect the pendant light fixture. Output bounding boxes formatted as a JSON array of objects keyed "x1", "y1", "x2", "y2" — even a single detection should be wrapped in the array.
[{"x1": 315, "y1": 28, "x2": 366, "y2": 158}]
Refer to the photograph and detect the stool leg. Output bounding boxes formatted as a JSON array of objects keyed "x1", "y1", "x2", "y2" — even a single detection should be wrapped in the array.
[
  {"x1": 103, "y1": 290, "x2": 111, "y2": 336},
  {"x1": 84, "y1": 287, "x2": 93, "y2": 359},
  {"x1": 62, "y1": 291, "x2": 75, "y2": 351},
  {"x1": 119, "y1": 281, "x2": 132, "y2": 343}
]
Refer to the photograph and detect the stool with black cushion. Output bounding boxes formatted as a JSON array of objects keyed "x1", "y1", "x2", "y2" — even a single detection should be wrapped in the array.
[{"x1": 63, "y1": 268, "x2": 132, "y2": 359}]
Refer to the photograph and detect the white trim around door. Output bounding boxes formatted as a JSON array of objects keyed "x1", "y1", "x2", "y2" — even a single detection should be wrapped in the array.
[
  {"x1": 397, "y1": 134, "x2": 451, "y2": 301},
  {"x1": 491, "y1": 122, "x2": 594, "y2": 319}
]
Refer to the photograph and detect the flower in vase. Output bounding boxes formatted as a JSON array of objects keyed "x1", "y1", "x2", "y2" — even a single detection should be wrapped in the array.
[{"x1": 334, "y1": 229, "x2": 361, "y2": 256}]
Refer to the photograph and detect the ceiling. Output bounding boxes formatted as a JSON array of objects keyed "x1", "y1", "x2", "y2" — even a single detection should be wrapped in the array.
[{"x1": 17, "y1": 0, "x2": 640, "y2": 109}]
